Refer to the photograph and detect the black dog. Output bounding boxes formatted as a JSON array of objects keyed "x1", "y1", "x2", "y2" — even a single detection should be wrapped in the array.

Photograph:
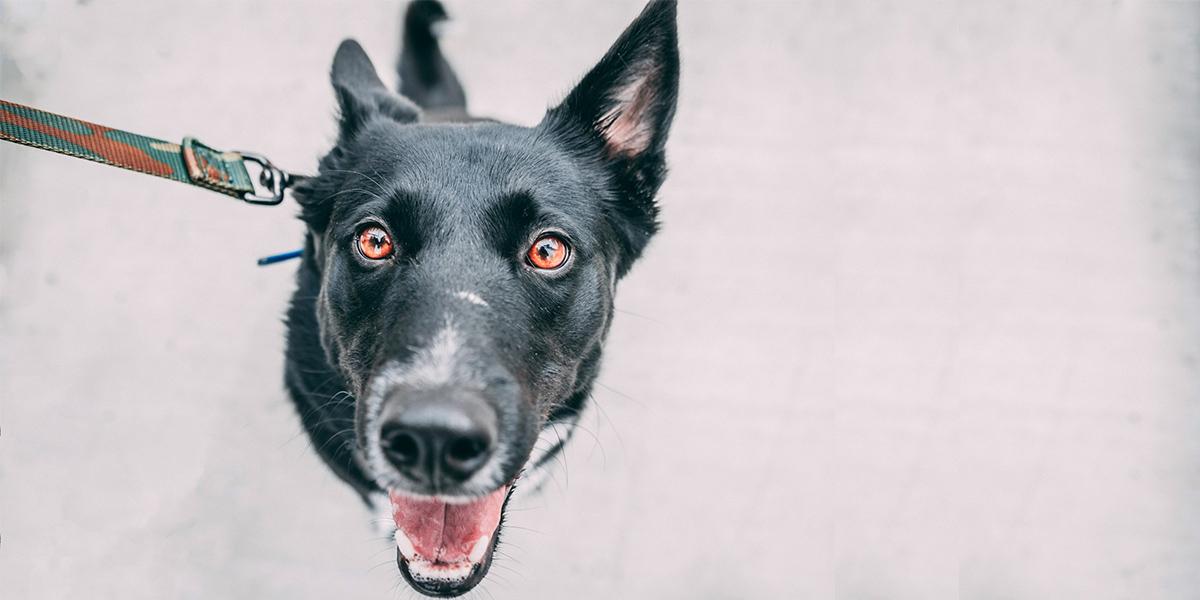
[{"x1": 283, "y1": 1, "x2": 678, "y2": 595}]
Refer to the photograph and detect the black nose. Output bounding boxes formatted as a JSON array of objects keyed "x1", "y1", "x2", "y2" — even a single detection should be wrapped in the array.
[{"x1": 379, "y1": 391, "x2": 497, "y2": 487}]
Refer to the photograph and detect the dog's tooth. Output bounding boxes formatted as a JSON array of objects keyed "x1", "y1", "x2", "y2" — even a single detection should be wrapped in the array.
[
  {"x1": 394, "y1": 529, "x2": 417, "y2": 560},
  {"x1": 468, "y1": 536, "x2": 491, "y2": 563},
  {"x1": 408, "y1": 560, "x2": 473, "y2": 582}
]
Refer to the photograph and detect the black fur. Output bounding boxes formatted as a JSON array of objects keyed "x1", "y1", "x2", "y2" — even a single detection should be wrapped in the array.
[
  {"x1": 283, "y1": 1, "x2": 678, "y2": 595},
  {"x1": 398, "y1": 0, "x2": 469, "y2": 121}
]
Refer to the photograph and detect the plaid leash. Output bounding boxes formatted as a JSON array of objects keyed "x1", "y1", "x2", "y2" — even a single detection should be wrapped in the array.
[{"x1": 0, "y1": 99, "x2": 297, "y2": 205}]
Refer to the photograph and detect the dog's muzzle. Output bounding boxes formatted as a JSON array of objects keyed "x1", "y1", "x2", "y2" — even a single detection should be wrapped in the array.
[{"x1": 359, "y1": 325, "x2": 523, "y2": 597}]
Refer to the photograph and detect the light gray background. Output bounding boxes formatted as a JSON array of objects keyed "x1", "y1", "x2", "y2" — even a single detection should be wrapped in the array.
[{"x1": 1, "y1": 1, "x2": 1198, "y2": 598}]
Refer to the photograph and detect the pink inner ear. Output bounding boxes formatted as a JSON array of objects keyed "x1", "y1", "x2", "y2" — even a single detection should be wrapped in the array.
[{"x1": 600, "y1": 67, "x2": 660, "y2": 158}]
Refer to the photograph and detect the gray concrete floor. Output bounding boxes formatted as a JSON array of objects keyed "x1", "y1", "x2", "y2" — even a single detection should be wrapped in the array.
[{"x1": 1, "y1": 1, "x2": 1198, "y2": 598}]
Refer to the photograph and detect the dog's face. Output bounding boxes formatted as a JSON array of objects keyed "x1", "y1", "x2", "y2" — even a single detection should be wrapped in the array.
[{"x1": 290, "y1": 2, "x2": 677, "y2": 596}]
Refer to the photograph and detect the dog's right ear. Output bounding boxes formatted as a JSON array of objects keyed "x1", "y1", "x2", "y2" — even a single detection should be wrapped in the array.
[
  {"x1": 295, "y1": 42, "x2": 421, "y2": 237},
  {"x1": 331, "y1": 39, "x2": 421, "y2": 141}
]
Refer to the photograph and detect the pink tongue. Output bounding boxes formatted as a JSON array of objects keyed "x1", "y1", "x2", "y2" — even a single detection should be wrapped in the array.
[{"x1": 390, "y1": 487, "x2": 508, "y2": 564}]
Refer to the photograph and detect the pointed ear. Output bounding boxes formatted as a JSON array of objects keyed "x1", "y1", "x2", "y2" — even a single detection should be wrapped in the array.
[
  {"x1": 542, "y1": 0, "x2": 679, "y2": 275},
  {"x1": 331, "y1": 39, "x2": 421, "y2": 140},
  {"x1": 548, "y1": 0, "x2": 678, "y2": 162}
]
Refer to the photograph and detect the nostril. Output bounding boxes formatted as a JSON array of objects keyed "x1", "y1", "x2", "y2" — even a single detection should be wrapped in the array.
[
  {"x1": 382, "y1": 427, "x2": 422, "y2": 467},
  {"x1": 444, "y1": 434, "x2": 492, "y2": 476},
  {"x1": 448, "y1": 436, "x2": 487, "y2": 463}
]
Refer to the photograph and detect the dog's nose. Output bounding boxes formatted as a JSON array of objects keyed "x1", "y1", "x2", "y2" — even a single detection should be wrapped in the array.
[{"x1": 379, "y1": 391, "x2": 497, "y2": 486}]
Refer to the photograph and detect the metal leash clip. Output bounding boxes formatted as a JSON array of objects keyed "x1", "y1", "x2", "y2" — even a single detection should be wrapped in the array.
[
  {"x1": 182, "y1": 136, "x2": 304, "y2": 206},
  {"x1": 237, "y1": 150, "x2": 298, "y2": 206}
]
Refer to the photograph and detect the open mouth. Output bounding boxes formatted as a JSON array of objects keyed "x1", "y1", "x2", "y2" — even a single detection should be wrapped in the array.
[{"x1": 390, "y1": 486, "x2": 509, "y2": 597}]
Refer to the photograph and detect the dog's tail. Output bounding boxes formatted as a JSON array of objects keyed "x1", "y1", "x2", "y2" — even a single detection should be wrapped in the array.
[{"x1": 398, "y1": 0, "x2": 469, "y2": 121}]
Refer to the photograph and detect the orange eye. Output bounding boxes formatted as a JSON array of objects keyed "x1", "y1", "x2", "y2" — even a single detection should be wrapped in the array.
[
  {"x1": 357, "y1": 226, "x2": 394, "y2": 260},
  {"x1": 527, "y1": 234, "x2": 570, "y2": 270}
]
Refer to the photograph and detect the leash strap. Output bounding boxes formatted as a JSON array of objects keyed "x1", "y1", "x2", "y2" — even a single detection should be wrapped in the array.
[{"x1": 0, "y1": 99, "x2": 294, "y2": 204}]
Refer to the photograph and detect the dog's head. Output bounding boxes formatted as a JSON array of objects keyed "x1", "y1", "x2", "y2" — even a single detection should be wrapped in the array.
[{"x1": 291, "y1": 1, "x2": 677, "y2": 595}]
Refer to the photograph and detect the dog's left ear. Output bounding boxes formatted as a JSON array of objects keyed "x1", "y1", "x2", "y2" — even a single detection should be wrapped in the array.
[{"x1": 542, "y1": 0, "x2": 679, "y2": 276}]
